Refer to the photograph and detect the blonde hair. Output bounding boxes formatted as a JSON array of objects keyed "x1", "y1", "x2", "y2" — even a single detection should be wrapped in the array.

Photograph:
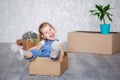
[{"x1": 38, "y1": 22, "x2": 55, "y2": 41}]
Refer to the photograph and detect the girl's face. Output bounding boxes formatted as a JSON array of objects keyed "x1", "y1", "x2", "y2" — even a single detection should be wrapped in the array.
[{"x1": 40, "y1": 25, "x2": 56, "y2": 40}]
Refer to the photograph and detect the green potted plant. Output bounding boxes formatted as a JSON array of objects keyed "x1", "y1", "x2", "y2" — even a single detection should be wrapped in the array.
[{"x1": 89, "y1": 4, "x2": 113, "y2": 34}]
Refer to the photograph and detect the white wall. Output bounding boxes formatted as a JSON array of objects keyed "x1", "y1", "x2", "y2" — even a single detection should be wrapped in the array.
[{"x1": 0, "y1": 0, "x2": 120, "y2": 42}]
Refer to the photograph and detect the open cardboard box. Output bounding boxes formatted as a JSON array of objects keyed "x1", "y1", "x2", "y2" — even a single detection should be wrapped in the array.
[
  {"x1": 16, "y1": 39, "x2": 68, "y2": 76},
  {"x1": 29, "y1": 52, "x2": 68, "y2": 76}
]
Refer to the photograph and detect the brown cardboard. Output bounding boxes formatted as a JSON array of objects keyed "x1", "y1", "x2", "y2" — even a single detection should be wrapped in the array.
[
  {"x1": 16, "y1": 39, "x2": 68, "y2": 76},
  {"x1": 16, "y1": 39, "x2": 36, "y2": 50},
  {"x1": 29, "y1": 52, "x2": 68, "y2": 76},
  {"x1": 68, "y1": 31, "x2": 120, "y2": 54}
]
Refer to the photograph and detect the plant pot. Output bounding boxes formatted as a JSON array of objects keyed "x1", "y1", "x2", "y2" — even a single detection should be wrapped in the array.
[{"x1": 100, "y1": 24, "x2": 110, "y2": 34}]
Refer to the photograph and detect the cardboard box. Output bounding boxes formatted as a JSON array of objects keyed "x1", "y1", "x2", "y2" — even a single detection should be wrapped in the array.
[
  {"x1": 68, "y1": 31, "x2": 120, "y2": 54},
  {"x1": 16, "y1": 39, "x2": 68, "y2": 76},
  {"x1": 29, "y1": 52, "x2": 68, "y2": 76},
  {"x1": 16, "y1": 39, "x2": 36, "y2": 50}
]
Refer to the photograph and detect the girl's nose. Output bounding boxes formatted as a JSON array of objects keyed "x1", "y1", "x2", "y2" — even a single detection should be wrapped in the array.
[{"x1": 49, "y1": 31, "x2": 52, "y2": 34}]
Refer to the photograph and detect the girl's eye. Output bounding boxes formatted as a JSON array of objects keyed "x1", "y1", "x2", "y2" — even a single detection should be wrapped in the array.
[
  {"x1": 45, "y1": 32, "x2": 48, "y2": 34},
  {"x1": 49, "y1": 28, "x2": 51, "y2": 31}
]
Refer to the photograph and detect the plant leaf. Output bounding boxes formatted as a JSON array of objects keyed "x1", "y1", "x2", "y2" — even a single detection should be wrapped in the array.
[
  {"x1": 89, "y1": 10, "x2": 98, "y2": 16},
  {"x1": 89, "y1": 10, "x2": 97, "y2": 12},
  {"x1": 95, "y1": 4, "x2": 104, "y2": 14},
  {"x1": 104, "y1": 4, "x2": 110, "y2": 12},
  {"x1": 93, "y1": 12, "x2": 100, "y2": 17},
  {"x1": 89, "y1": 4, "x2": 113, "y2": 23},
  {"x1": 107, "y1": 13, "x2": 112, "y2": 22},
  {"x1": 100, "y1": 14, "x2": 104, "y2": 21},
  {"x1": 108, "y1": 13, "x2": 113, "y2": 16}
]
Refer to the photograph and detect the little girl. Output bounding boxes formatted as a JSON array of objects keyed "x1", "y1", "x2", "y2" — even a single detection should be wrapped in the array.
[{"x1": 11, "y1": 22, "x2": 64, "y2": 62}]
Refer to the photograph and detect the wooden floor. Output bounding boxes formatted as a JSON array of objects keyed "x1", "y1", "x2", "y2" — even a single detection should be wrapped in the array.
[{"x1": 0, "y1": 43, "x2": 120, "y2": 80}]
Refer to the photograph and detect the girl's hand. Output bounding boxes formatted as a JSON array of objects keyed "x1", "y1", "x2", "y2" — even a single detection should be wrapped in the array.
[
  {"x1": 59, "y1": 42, "x2": 64, "y2": 62},
  {"x1": 59, "y1": 52, "x2": 64, "y2": 62}
]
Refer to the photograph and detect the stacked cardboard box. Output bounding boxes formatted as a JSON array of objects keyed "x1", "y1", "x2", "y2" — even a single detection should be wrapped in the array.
[{"x1": 68, "y1": 31, "x2": 120, "y2": 54}]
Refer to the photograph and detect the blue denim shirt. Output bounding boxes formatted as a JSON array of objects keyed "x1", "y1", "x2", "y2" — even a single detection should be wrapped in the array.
[
  {"x1": 28, "y1": 39, "x2": 59, "y2": 60},
  {"x1": 40, "y1": 40, "x2": 54, "y2": 54}
]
